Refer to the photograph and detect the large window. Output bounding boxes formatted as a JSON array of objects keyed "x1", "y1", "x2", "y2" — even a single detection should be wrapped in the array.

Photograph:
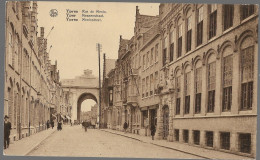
[
  {"x1": 169, "y1": 31, "x2": 174, "y2": 62},
  {"x1": 208, "y1": 62, "x2": 216, "y2": 112},
  {"x1": 142, "y1": 78, "x2": 145, "y2": 98},
  {"x1": 176, "y1": 75, "x2": 181, "y2": 115},
  {"x1": 220, "y1": 132, "x2": 230, "y2": 150},
  {"x1": 146, "y1": 76, "x2": 149, "y2": 97},
  {"x1": 183, "y1": 130, "x2": 189, "y2": 143},
  {"x1": 143, "y1": 55, "x2": 146, "y2": 70},
  {"x1": 147, "y1": 51, "x2": 150, "y2": 67},
  {"x1": 193, "y1": 130, "x2": 200, "y2": 145},
  {"x1": 155, "y1": 44, "x2": 159, "y2": 62},
  {"x1": 223, "y1": 55, "x2": 233, "y2": 111},
  {"x1": 186, "y1": 16, "x2": 192, "y2": 52},
  {"x1": 151, "y1": 48, "x2": 154, "y2": 65},
  {"x1": 177, "y1": 24, "x2": 182, "y2": 58},
  {"x1": 241, "y1": 5, "x2": 255, "y2": 20},
  {"x1": 239, "y1": 133, "x2": 251, "y2": 153},
  {"x1": 197, "y1": 6, "x2": 203, "y2": 46},
  {"x1": 195, "y1": 67, "x2": 202, "y2": 113},
  {"x1": 163, "y1": 37, "x2": 167, "y2": 66},
  {"x1": 150, "y1": 74, "x2": 153, "y2": 96},
  {"x1": 241, "y1": 46, "x2": 254, "y2": 110},
  {"x1": 206, "y1": 131, "x2": 214, "y2": 147},
  {"x1": 184, "y1": 72, "x2": 191, "y2": 114},
  {"x1": 8, "y1": 32, "x2": 13, "y2": 66},
  {"x1": 209, "y1": 4, "x2": 217, "y2": 39},
  {"x1": 223, "y1": 5, "x2": 234, "y2": 31},
  {"x1": 175, "y1": 129, "x2": 179, "y2": 141}
]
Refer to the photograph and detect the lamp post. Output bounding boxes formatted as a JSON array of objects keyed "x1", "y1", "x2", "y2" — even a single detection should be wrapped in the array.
[{"x1": 96, "y1": 43, "x2": 102, "y2": 129}]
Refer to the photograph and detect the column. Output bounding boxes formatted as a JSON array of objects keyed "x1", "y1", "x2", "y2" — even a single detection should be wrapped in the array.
[
  {"x1": 155, "y1": 104, "x2": 163, "y2": 140},
  {"x1": 231, "y1": 50, "x2": 239, "y2": 114},
  {"x1": 215, "y1": 58, "x2": 221, "y2": 115},
  {"x1": 230, "y1": 132, "x2": 238, "y2": 152},
  {"x1": 189, "y1": 129, "x2": 193, "y2": 145},
  {"x1": 179, "y1": 129, "x2": 184, "y2": 143},
  {"x1": 200, "y1": 130, "x2": 205, "y2": 147},
  {"x1": 201, "y1": 64, "x2": 207, "y2": 116},
  {"x1": 190, "y1": 69, "x2": 195, "y2": 116},
  {"x1": 213, "y1": 131, "x2": 220, "y2": 149},
  {"x1": 216, "y1": 4, "x2": 223, "y2": 37},
  {"x1": 168, "y1": 97, "x2": 174, "y2": 142}
]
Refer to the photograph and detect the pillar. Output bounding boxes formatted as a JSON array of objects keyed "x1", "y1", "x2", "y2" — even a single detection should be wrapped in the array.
[
  {"x1": 155, "y1": 104, "x2": 163, "y2": 140},
  {"x1": 168, "y1": 97, "x2": 174, "y2": 141}
]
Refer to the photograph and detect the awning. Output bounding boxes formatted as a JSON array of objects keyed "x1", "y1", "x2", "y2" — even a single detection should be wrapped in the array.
[
  {"x1": 66, "y1": 116, "x2": 71, "y2": 120},
  {"x1": 60, "y1": 115, "x2": 65, "y2": 119},
  {"x1": 52, "y1": 114, "x2": 57, "y2": 119}
]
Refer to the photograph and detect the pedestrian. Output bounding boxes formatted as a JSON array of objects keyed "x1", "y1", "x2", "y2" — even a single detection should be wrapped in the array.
[
  {"x1": 150, "y1": 124, "x2": 156, "y2": 140},
  {"x1": 4, "y1": 115, "x2": 11, "y2": 149},
  {"x1": 57, "y1": 121, "x2": 62, "y2": 131},
  {"x1": 84, "y1": 121, "x2": 88, "y2": 132},
  {"x1": 51, "y1": 120, "x2": 54, "y2": 129},
  {"x1": 46, "y1": 120, "x2": 50, "y2": 130},
  {"x1": 123, "y1": 121, "x2": 128, "y2": 133}
]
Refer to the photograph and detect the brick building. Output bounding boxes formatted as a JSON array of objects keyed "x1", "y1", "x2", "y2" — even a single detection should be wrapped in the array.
[
  {"x1": 4, "y1": 1, "x2": 71, "y2": 142},
  {"x1": 102, "y1": 3, "x2": 258, "y2": 158}
]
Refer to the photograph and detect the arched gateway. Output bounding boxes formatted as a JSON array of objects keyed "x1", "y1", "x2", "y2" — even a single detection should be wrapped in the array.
[{"x1": 61, "y1": 70, "x2": 99, "y2": 123}]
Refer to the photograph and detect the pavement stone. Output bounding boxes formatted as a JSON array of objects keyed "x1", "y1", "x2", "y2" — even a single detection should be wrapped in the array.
[
  {"x1": 3, "y1": 127, "x2": 56, "y2": 156},
  {"x1": 100, "y1": 129, "x2": 254, "y2": 160}
]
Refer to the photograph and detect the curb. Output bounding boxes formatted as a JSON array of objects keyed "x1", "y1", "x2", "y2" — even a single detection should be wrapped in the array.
[
  {"x1": 101, "y1": 129, "x2": 210, "y2": 159},
  {"x1": 24, "y1": 130, "x2": 56, "y2": 156}
]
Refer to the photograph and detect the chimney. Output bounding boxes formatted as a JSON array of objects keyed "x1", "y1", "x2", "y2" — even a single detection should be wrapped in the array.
[
  {"x1": 40, "y1": 27, "x2": 44, "y2": 38},
  {"x1": 103, "y1": 53, "x2": 106, "y2": 79},
  {"x1": 136, "y1": 6, "x2": 139, "y2": 16},
  {"x1": 120, "y1": 35, "x2": 122, "y2": 42}
]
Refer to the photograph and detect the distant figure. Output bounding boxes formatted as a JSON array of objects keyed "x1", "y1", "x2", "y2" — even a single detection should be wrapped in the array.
[
  {"x1": 57, "y1": 121, "x2": 62, "y2": 131},
  {"x1": 150, "y1": 124, "x2": 156, "y2": 140},
  {"x1": 123, "y1": 121, "x2": 128, "y2": 133},
  {"x1": 51, "y1": 120, "x2": 54, "y2": 129},
  {"x1": 4, "y1": 115, "x2": 11, "y2": 149},
  {"x1": 46, "y1": 120, "x2": 50, "y2": 130}
]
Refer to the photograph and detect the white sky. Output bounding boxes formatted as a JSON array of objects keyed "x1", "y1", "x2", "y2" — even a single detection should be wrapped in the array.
[
  {"x1": 37, "y1": 1, "x2": 160, "y2": 79},
  {"x1": 81, "y1": 99, "x2": 96, "y2": 112}
]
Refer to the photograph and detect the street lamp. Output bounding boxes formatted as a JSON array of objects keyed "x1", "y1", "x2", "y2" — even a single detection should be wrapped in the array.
[{"x1": 96, "y1": 43, "x2": 102, "y2": 129}]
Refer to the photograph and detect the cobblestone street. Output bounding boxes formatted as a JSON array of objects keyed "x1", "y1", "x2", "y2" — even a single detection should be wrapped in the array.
[{"x1": 27, "y1": 125, "x2": 202, "y2": 159}]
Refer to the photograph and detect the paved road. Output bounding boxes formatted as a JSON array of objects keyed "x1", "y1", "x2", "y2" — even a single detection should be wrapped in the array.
[{"x1": 27, "y1": 125, "x2": 203, "y2": 159}]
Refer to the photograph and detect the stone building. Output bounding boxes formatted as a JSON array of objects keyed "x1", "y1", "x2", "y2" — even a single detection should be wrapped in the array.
[
  {"x1": 4, "y1": 1, "x2": 71, "y2": 142},
  {"x1": 102, "y1": 3, "x2": 258, "y2": 158}
]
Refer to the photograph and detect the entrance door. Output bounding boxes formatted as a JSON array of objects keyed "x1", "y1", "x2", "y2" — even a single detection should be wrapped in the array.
[{"x1": 162, "y1": 106, "x2": 169, "y2": 139}]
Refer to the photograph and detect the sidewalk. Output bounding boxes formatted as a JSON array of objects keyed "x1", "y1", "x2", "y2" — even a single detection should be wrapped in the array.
[
  {"x1": 3, "y1": 128, "x2": 56, "y2": 156},
  {"x1": 101, "y1": 129, "x2": 254, "y2": 160}
]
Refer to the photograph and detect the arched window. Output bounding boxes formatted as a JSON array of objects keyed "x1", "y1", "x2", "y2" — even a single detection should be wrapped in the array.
[
  {"x1": 162, "y1": 35, "x2": 167, "y2": 66},
  {"x1": 240, "y1": 37, "x2": 254, "y2": 110},
  {"x1": 195, "y1": 60, "x2": 202, "y2": 114},
  {"x1": 177, "y1": 18, "x2": 183, "y2": 58},
  {"x1": 8, "y1": 23, "x2": 14, "y2": 66},
  {"x1": 186, "y1": 9, "x2": 192, "y2": 52},
  {"x1": 184, "y1": 65, "x2": 191, "y2": 114},
  {"x1": 207, "y1": 53, "x2": 216, "y2": 112},
  {"x1": 175, "y1": 69, "x2": 181, "y2": 115},
  {"x1": 222, "y1": 46, "x2": 233, "y2": 112},
  {"x1": 169, "y1": 27, "x2": 174, "y2": 62},
  {"x1": 197, "y1": 5, "x2": 204, "y2": 46}
]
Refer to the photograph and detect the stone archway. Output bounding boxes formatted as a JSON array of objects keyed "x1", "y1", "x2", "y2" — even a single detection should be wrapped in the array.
[{"x1": 77, "y1": 92, "x2": 98, "y2": 122}]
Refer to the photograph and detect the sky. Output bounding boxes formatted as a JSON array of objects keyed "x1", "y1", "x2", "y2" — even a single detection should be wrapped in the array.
[{"x1": 37, "y1": 1, "x2": 160, "y2": 79}]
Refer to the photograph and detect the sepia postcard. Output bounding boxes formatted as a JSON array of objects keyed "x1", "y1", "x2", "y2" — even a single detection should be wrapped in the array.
[{"x1": 1, "y1": 0, "x2": 259, "y2": 159}]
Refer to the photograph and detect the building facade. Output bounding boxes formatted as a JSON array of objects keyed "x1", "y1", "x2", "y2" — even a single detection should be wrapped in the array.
[
  {"x1": 4, "y1": 1, "x2": 71, "y2": 142},
  {"x1": 102, "y1": 3, "x2": 258, "y2": 158}
]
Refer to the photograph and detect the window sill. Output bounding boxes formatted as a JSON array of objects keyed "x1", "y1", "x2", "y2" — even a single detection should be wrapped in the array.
[{"x1": 238, "y1": 110, "x2": 253, "y2": 115}]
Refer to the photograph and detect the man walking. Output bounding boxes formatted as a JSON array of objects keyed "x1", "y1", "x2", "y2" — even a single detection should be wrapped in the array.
[
  {"x1": 4, "y1": 115, "x2": 11, "y2": 149},
  {"x1": 150, "y1": 124, "x2": 156, "y2": 140},
  {"x1": 123, "y1": 121, "x2": 128, "y2": 133}
]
